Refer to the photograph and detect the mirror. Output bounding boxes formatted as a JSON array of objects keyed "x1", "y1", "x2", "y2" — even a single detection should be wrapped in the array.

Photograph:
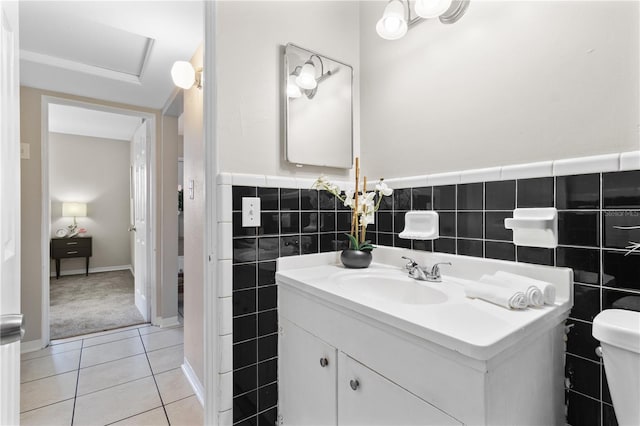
[{"x1": 284, "y1": 43, "x2": 353, "y2": 169}]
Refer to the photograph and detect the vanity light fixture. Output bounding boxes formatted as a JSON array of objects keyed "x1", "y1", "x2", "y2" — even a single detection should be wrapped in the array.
[
  {"x1": 290, "y1": 55, "x2": 332, "y2": 100},
  {"x1": 287, "y1": 67, "x2": 302, "y2": 98},
  {"x1": 171, "y1": 61, "x2": 203, "y2": 89},
  {"x1": 376, "y1": 0, "x2": 470, "y2": 41},
  {"x1": 376, "y1": 0, "x2": 409, "y2": 40}
]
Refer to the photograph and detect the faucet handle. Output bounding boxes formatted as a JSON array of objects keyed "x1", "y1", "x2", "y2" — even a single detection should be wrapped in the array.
[
  {"x1": 430, "y1": 262, "x2": 452, "y2": 275},
  {"x1": 401, "y1": 256, "x2": 418, "y2": 270}
]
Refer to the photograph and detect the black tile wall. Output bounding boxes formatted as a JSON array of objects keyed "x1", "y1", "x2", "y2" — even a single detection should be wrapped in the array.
[
  {"x1": 231, "y1": 185, "x2": 352, "y2": 425},
  {"x1": 231, "y1": 170, "x2": 639, "y2": 425},
  {"x1": 358, "y1": 171, "x2": 640, "y2": 426}
]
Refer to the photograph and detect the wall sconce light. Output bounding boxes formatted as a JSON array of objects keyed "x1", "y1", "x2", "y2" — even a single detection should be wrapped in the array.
[
  {"x1": 288, "y1": 55, "x2": 332, "y2": 100},
  {"x1": 376, "y1": 0, "x2": 470, "y2": 40},
  {"x1": 62, "y1": 202, "x2": 87, "y2": 235},
  {"x1": 171, "y1": 61, "x2": 203, "y2": 89}
]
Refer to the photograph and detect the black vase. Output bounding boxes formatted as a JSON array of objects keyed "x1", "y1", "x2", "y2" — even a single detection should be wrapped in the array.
[{"x1": 340, "y1": 250, "x2": 373, "y2": 269}]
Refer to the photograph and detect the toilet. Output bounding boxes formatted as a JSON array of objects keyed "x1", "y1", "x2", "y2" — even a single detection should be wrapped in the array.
[{"x1": 592, "y1": 309, "x2": 640, "y2": 426}]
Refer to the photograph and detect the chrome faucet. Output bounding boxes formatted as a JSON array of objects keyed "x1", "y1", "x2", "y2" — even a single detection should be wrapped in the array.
[{"x1": 401, "y1": 256, "x2": 451, "y2": 283}]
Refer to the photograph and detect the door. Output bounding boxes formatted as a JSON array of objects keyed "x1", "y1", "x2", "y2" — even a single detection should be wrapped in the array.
[
  {"x1": 0, "y1": 1, "x2": 21, "y2": 423},
  {"x1": 131, "y1": 121, "x2": 149, "y2": 321},
  {"x1": 279, "y1": 318, "x2": 338, "y2": 426},
  {"x1": 338, "y1": 352, "x2": 461, "y2": 426}
]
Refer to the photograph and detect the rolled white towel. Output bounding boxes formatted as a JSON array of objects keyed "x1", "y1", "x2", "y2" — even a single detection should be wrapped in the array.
[
  {"x1": 479, "y1": 275, "x2": 544, "y2": 307},
  {"x1": 494, "y1": 271, "x2": 556, "y2": 305},
  {"x1": 462, "y1": 281, "x2": 528, "y2": 310}
]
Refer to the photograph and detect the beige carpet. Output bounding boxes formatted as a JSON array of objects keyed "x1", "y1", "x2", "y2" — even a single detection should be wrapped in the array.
[{"x1": 50, "y1": 270, "x2": 146, "y2": 340}]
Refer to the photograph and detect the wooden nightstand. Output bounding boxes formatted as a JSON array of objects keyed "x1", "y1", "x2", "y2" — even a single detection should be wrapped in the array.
[{"x1": 50, "y1": 237, "x2": 92, "y2": 279}]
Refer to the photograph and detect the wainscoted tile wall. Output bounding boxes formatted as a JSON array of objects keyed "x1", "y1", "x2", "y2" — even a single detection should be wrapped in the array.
[
  {"x1": 220, "y1": 153, "x2": 639, "y2": 426},
  {"x1": 368, "y1": 170, "x2": 640, "y2": 426}
]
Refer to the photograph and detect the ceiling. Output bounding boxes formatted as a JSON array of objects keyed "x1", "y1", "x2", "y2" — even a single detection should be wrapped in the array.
[
  {"x1": 49, "y1": 104, "x2": 143, "y2": 141},
  {"x1": 20, "y1": 1, "x2": 203, "y2": 110}
]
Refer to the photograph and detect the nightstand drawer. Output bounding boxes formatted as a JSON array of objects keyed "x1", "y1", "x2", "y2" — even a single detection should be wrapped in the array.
[
  {"x1": 51, "y1": 238, "x2": 92, "y2": 250},
  {"x1": 51, "y1": 246, "x2": 92, "y2": 258}
]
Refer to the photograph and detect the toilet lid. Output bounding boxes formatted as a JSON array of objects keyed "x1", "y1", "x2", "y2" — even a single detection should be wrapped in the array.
[{"x1": 593, "y1": 309, "x2": 640, "y2": 353}]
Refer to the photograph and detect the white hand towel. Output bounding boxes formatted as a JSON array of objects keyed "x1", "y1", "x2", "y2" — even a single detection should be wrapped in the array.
[
  {"x1": 479, "y1": 275, "x2": 544, "y2": 307},
  {"x1": 494, "y1": 271, "x2": 556, "y2": 305},
  {"x1": 462, "y1": 281, "x2": 528, "y2": 310}
]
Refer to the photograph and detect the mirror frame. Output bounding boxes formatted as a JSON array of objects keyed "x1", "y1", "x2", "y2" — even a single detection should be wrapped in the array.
[{"x1": 284, "y1": 43, "x2": 354, "y2": 169}]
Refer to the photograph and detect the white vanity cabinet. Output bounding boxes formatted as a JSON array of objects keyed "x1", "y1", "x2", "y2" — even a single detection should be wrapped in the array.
[
  {"x1": 279, "y1": 318, "x2": 337, "y2": 426},
  {"x1": 279, "y1": 317, "x2": 460, "y2": 426}
]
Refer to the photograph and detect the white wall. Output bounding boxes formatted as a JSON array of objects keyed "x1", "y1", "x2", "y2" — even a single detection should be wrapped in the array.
[
  {"x1": 360, "y1": 1, "x2": 640, "y2": 178},
  {"x1": 215, "y1": 0, "x2": 360, "y2": 179},
  {"x1": 49, "y1": 133, "x2": 131, "y2": 273},
  {"x1": 183, "y1": 44, "x2": 205, "y2": 385}
]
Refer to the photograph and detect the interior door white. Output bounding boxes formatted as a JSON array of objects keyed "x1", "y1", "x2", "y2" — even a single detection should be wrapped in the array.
[
  {"x1": 131, "y1": 121, "x2": 149, "y2": 321},
  {"x1": 0, "y1": 1, "x2": 21, "y2": 424}
]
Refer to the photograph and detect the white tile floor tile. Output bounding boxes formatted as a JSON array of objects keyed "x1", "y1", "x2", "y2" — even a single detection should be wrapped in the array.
[
  {"x1": 19, "y1": 324, "x2": 202, "y2": 425},
  {"x1": 19, "y1": 398, "x2": 74, "y2": 426},
  {"x1": 147, "y1": 344, "x2": 184, "y2": 374},
  {"x1": 20, "y1": 371, "x2": 78, "y2": 413},
  {"x1": 80, "y1": 336, "x2": 145, "y2": 368},
  {"x1": 165, "y1": 395, "x2": 204, "y2": 426},
  {"x1": 73, "y1": 376, "x2": 162, "y2": 425},
  {"x1": 110, "y1": 407, "x2": 170, "y2": 426},
  {"x1": 82, "y1": 328, "x2": 141, "y2": 348},
  {"x1": 77, "y1": 353, "x2": 152, "y2": 396},
  {"x1": 155, "y1": 367, "x2": 195, "y2": 404},
  {"x1": 21, "y1": 340, "x2": 82, "y2": 361},
  {"x1": 140, "y1": 328, "x2": 184, "y2": 352},
  {"x1": 21, "y1": 350, "x2": 81, "y2": 383}
]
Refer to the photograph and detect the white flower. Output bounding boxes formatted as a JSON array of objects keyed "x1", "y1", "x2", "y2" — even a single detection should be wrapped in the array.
[
  {"x1": 344, "y1": 189, "x2": 355, "y2": 208},
  {"x1": 360, "y1": 211, "x2": 375, "y2": 227},
  {"x1": 362, "y1": 191, "x2": 376, "y2": 208},
  {"x1": 376, "y1": 181, "x2": 393, "y2": 196}
]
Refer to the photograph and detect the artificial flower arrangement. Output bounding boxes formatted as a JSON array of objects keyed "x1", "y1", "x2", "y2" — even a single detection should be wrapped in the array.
[{"x1": 313, "y1": 157, "x2": 393, "y2": 267}]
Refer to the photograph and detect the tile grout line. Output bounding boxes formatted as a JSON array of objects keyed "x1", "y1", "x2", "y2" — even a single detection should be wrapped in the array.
[
  {"x1": 137, "y1": 328, "x2": 171, "y2": 425},
  {"x1": 70, "y1": 337, "x2": 84, "y2": 426}
]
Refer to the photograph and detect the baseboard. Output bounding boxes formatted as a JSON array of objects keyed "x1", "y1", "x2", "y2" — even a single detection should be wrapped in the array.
[
  {"x1": 155, "y1": 316, "x2": 181, "y2": 328},
  {"x1": 49, "y1": 264, "x2": 132, "y2": 278},
  {"x1": 21, "y1": 339, "x2": 44, "y2": 354},
  {"x1": 182, "y1": 358, "x2": 205, "y2": 407}
]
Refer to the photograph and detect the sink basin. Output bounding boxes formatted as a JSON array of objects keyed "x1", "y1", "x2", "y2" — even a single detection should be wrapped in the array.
[{"x1": 332, "y1": 271, "x2": 448, "y2": 305}]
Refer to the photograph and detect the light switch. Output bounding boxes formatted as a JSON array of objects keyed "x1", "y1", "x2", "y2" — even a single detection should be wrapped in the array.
[
  {"x1": 242, "y1": 197, "x2": 261, "y2": 227},
  {"x1": 20, "y1": 143, "x2": 30, "y2": 159},
  {"x1": 188, "y1": 180, "x2": 194, "y2": 200}
]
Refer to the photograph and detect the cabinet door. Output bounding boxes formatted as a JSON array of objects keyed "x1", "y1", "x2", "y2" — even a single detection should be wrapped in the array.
[
  {"x1": 279, "y1": 317, "x2": 338, "y2": 426},
  {"x1": 338, "y1": 352, "x2": 461, "y2": 426}
]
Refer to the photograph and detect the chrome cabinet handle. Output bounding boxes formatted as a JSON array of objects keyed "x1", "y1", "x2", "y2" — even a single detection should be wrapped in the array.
[
  {"x1": 349, "y1": 379, "x2": 360, "y2": 391},
  {"x1": 67, "y1": 251, "x2": 78, "y2": 255},
  {"x1": 319, "y1": 358, "x2": 329, "y2": 367},
  {"x1": 66, "y1": 242, "x2": 78, "y2": 245}
]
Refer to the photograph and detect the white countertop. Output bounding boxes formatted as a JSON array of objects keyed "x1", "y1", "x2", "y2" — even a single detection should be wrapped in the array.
[{"x1": 277, "y1": 247, "x2": 573, "y2": 360}]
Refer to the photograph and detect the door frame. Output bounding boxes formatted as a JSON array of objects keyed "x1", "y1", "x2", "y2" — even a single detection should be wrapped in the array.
[{"x1": 40, "y1": 95, "x2": 157, "y2": 345}]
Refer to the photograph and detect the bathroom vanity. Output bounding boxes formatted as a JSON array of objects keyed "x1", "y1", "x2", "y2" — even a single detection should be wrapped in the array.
[{"x1": 277, "y1": 247, "x2": 573, "y2": 425}]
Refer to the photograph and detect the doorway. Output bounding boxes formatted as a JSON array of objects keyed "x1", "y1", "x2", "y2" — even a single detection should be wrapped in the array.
[{"x1": 41, "y1": 97, "x2": 157, "y2": 344}]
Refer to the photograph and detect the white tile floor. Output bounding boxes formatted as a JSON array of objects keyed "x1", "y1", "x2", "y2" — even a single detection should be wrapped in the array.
[{"x1": 20, "y1": 324, "x2": 203, "y2": 425}]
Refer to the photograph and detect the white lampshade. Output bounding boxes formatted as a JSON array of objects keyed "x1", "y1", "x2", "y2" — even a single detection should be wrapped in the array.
[
  {"x1": 414, "y1": 0, "x2": 453, "y2": 18},
  {"x1": 376, "y1": 0, "x2": 408, "y2": 41},
  {"x1": 295, "y1": 61, "x2": 318, "y2": 90},
  {"x1": 62, "y1": 202, "x2": 87, "y2": 218},
  {"x1": 287, "y1": 75, "x2": 302, "y2": 98},
  {"x1": 171, "y1": 61, "x2": 196, "y2": 89}
]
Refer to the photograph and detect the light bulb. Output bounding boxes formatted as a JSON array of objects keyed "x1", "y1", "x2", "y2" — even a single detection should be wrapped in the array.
[
  {"x1": 287, "y1": 75, "x2": 302, "y2": 98},
  {"x1": 295, "y1": 61, "x2": 317, "y2": 90},
  {"x1": 376, "y1": 0, "x2": 408, "y2": 41},
  {"x1": 171, "y1": 61, "x2": 196, "y2": 89},
  {"x1": 414, "y1": 0, "x2": 453, "y2": 19}
]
